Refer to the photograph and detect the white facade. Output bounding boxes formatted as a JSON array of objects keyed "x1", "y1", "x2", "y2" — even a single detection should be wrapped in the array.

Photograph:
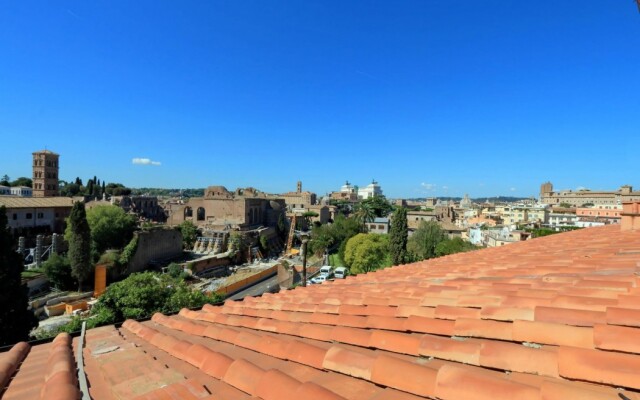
[
  {"x1": 358, "y1": 180, "x2": 383, "y2": 199},
  {"x1": 548, "y1": 213, "x2": 578, "y2": 228},
  {"x1": 340, "y1": 181, "x2": 356, "y2": 193},
  {"x1": 468, "y1": 227, "x2": 484, "y2": 246},
  {"x1": 10, "y1": 186, "x2": 32, "y2": 197},
  {"x1": 0, "y1": 185, "x2": 10, "y2": 195},
  {"x1": 7, "y1": 208, "x2": 57, "y2": 231}
]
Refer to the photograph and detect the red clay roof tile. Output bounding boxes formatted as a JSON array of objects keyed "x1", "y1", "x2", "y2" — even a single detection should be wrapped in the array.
[
  {"x1": 512, "y1": 320, "x2": 594, "y2": 348},
  {"x1": 593, "y1": 323, "x2": 640, "y2": 353},
  {"x1": 558, "y1": 346, "x2": 640, "y2": 390},
  {"x1": 322, "y1": 346, "x2": 376, "y2": 380},
  {"x1": 435, "y1": 364, "x2": 540, "y2": 400},
  {"x1": 7, "y1": 223, "x2": 640, "y2": 399},
  {"x1": 370, "y1": 354, "x2": 438, "y2": 397}
]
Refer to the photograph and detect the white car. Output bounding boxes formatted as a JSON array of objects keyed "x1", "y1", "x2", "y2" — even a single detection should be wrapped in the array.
[{"x1": 311, "y1": 275, "x2": 327, "y2": 284}]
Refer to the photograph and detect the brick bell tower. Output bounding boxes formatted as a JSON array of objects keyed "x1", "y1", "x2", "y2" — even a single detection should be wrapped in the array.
[{"x1": 32, "y1": 150, "x2": 59, "y2": 197}]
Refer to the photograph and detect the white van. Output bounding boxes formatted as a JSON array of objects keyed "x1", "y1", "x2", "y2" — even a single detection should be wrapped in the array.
[
  {"x1": 319, "y1": 265, "x2": 332, "y2": 277},
  {"x1": 334, "y1": 267, "x2": 348, "y2": 279}
]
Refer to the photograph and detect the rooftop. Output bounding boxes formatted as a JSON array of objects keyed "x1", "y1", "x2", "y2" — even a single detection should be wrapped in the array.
[
  {"x1": 2, "y1": 224, "x2": 640, "y2": 399},
  {"x1": 0, "y1": 197, "x2": 75, "y2": 209}
]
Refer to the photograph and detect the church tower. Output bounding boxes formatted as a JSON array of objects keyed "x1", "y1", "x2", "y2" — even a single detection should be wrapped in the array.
[{"x1": 32, "y1": 150, "x2": 59, "y2": 197}]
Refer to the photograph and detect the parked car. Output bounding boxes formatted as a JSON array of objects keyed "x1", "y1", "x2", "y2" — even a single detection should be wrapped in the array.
[
  {"x1": 334, "y1": 267, "x2": 348, "y2": 279},
  {"x1": 311, "y1": 275, "x2": 327, "y2": 284}
]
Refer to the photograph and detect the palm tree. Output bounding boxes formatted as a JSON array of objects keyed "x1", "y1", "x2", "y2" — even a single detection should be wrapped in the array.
[{"x1": 355, "y1": 202, "x2": 376, "y2": 230}]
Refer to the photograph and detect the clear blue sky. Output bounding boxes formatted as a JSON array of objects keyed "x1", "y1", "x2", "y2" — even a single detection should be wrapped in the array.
[{"x1": 1, "y1": 1, "x2": 639, "y2": 199}]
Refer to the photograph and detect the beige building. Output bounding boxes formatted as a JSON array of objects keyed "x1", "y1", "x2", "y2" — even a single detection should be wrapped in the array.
[
  {"x1": 0, "y1": 196, "x2": 74, "y2": 234},
  {"x1": 167, "y1": 186, "x2": 285, "y2": 231},
  {"x1": 540, "y1": 182, "x2": 640, "y2": 207},
  {"x1": 407, "y1": 211, "x2": 437, "y2": 230},
  {"x1": 280, "y1": 181, "x2": 317, "y2": 210},
  {"x1": 329, "y1": 181, "x2": 359, "y2": 203},
  {"x1": 32, "y1": 150, "x2": 59, "y2": 197}
]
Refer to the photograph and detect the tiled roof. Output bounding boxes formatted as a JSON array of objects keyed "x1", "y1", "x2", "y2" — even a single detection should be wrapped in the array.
[
  {"x1": 2, "y1": 224, "x2": 640, "y2": 399},
  {"x1": 0, "y1": 197, "x2": 75, "y2": 209}
]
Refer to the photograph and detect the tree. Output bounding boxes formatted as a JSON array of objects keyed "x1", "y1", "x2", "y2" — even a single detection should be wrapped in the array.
[
  {"x1": 359, "y1": 195, "x2": 393, "y2": 218},
  {"x1": 42, "y1": 254, "x2": 76, "y2": 290},
  {"x1": 67, "y1": 202, "x2": 92, "y2": 290},
  {"x1": 91, "y1": 271, "x2": 222, "y2": 322},
  {"x1": 559, "y1": 202, "x2": 572, "y2": 208},
  {"x1": 0, "y1": 175, "x2": 9, "y2": 186},
  {"x1": 60, "y1": 182, "x2": 81, "y2": 197},
  {"x1": 0, "y1": 206, "x2": 37, "y2": 346},
  {"x1": 308, "y1": 213, "x2": 362, "y2": 261},
  {"x1": 10, "y1": 177, "x2": 32, "y2": 188},
  {"x1": 85, "y1": 179, "x2": 94, "y2": 196},
  {"x1": 407, "y1": 221, "x2": 446, "y2": 261},
  {"x1": 178, "y1": 220, "x2": 198, "y2": 250},
  {"x1": 82, "y1": 205, "x2": 137, "y2": 255},
  {"x1": 435, "y1": 237, "x2": 480, "y2": 257},
  {"x1": 344, "y1": 233, "x2": 391, "y2": 274},
  {"x1": 355, "y1": 202, "x2": 376, "y2": 228},
  {"x1": 74, "y1": 177, "x2": 83, "y2": 186},
  {"x1": 301, "y1": 211, "x2": 319, "y2": 229},
  {"x1": 389, "y1": 207, "x2": 408, "y2": 265}
]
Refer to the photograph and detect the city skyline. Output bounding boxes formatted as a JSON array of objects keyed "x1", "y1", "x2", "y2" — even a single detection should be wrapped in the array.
[{"x1": 2, "y1": 2, "x2": 639, "y2": 198}]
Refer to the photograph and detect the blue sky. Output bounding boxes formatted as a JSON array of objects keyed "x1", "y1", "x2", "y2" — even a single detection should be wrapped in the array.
[{"x1": 1, "y1": 1, "x2": 639, "y2": 199}]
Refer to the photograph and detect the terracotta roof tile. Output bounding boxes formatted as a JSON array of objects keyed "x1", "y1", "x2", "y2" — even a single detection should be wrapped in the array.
[
  {"x1": 512, "y1": 320, "x2": 594, "y2": 348},
  {"x1": 558, "y1": 346, "x2": 640, "y2": 389},
  {"x1": 6, "y1": 223, "x2": 640, "y2": 399},
  {"x1": 435, "y1": 364, "x2": 540, "y2": 400},
  {"x1": 322, "y1": 346, "x2": 376, "y2": 380},
  {"x1": 593, "y1": 323, "x2": 640, "y2": 353}
]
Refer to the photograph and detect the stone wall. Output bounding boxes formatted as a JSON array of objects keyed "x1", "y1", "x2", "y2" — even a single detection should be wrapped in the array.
[{"x1": 128, "y1": 228, "x2": 183, "y2": 273}]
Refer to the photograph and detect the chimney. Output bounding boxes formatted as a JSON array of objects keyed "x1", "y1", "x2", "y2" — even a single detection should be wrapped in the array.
[{"x1": 621, "y1": 202, "x2": 640, "y2": 231}]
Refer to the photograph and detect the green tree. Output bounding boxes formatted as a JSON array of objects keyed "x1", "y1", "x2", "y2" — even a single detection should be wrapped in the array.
[
  {"x1": 10, "y1": 177, "x2": 32, "y2": 188},
  {"x1": 83, "y1": 205, "x2": 137, "y2": 255},
  {"x1": 344, "y1": 233, "x2": 391, "y2": 274},
  {"x1": 92, "y1": 271, "x2": 222, "y2": 322},
  {"x1": 60, "y1": 182, "x2": 81, "y2": 197},
  {"x1": 301, "y1": 211, "x2": 319, "y2": 229},
  {"x1": 309, "y1": 224, "x2": 335, "y2": 256},
  {"x1": 308, "y1": 213, "x2": 362, "y2": 261},
  {"x1": 42, "y1": 254, "x2": 76, "y2": 290},
  {"x1": 355, "y1": 202, "x2": 376, "y2": 228},
  {"x1": 67, "y1": 202, "x2": 92, "y2": 290},
  {"x1": 389, "y1": 207, "x2": 408, "y2": 265},
  {"x1": 407, "y1": 221, "x2": 446, "y2": 261},
  {"x1": 0, "y1": 206, "x2": 37, "y2": 346},
  {"x1": 359, "y1": 195, "x2": 393, "y2": 218},
  {"x1": 167, "y1": 262, "x2": 186, "y2": 279},
  {"x1": 0, "y1": 175, "x2": 10, "y2": 186},
  {"x1": 435, "y1": 237, "x2": 480, "y2": 257},
  {"x1": 559, "y1": 202, "x2": 572, "y2": 208},
  {"x1": 178, "y1": 220, "x2": 198, "y2": 249},
  {"x1": 85, "y1": 179, "x2": 94, "y2": 196}
]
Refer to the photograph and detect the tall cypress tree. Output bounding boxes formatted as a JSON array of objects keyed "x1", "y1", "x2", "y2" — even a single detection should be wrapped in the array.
[
  {"x1": 68, "y1": 202, "x2": 92, "y2": 291},
  {"x1": 0, "y1": 206, "x2": 37, "y2": 346},
  {"x1": 389, "y1": 207, "x2": 408, "y2": 265}
]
